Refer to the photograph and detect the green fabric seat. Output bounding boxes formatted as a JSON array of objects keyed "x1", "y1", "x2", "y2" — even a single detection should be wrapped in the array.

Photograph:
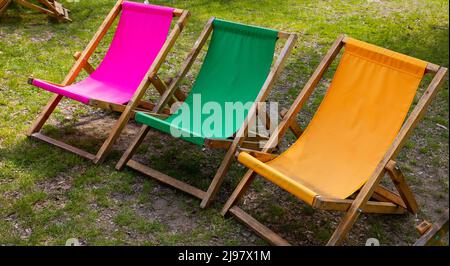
[{"x1": 135, "y1": 18, "x2": 279, "y2": 146}]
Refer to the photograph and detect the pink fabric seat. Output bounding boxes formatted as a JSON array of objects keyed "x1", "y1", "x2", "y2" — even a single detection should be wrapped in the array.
[{"x1": 31, "y1": 1, "x2": 174, "y2": 105}]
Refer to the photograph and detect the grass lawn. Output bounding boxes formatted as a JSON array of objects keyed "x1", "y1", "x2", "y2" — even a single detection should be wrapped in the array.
[{"x1": 0, "y1": 0, "x2": 448, "y2": 246}]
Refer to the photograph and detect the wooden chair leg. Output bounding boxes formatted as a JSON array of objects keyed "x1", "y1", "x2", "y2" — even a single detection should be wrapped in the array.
[
  {"x1": 385, "y1": 160, "x2": 419, "y2": 214},
  {"x1": 221, "y1": 170, "x2": 257, "y2": 216},
  {"x1": 93, "y1": 103, "x2": 137, "y2": 164},
  {"x1": 229, "y1": 206, "x2": 291, "y2": 246},
  {"x1": 200, "y1": 148, "x2": 236, "y2": 208},
  {"x1": 279, "y1": 108, "x2": 303, "y2": 138},
  {"x1": 115, "y1": 125, "x2": 151, "y2": 170},
  {"x1": 202, "y1": 111, "x2": 264, "y2": 208},
  {"x1": 27, "y1": 94, "x2": 63, "y2": 136},
  {"x1": 327, "y1": 172, "x2": 385, "y2": 245},
  {"x1": 327, "y1": 203, "x2": 363, "y2": 245}
]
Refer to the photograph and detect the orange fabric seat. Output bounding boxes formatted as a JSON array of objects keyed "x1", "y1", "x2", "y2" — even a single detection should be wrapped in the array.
[{"x1": 238, "y1": 37, "x2": 427, "y2": 206}]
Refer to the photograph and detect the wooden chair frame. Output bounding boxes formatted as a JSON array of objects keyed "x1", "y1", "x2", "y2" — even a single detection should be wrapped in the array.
[
  {"x1": 115, "y1": 17, "x2": 297, "y2": 209},
  {"x1": 1, "y1": 0, "x2": 71, "y2": 21},
  {"x1": 27, "y1": 0, "x2": 190, "y2": 164},
  {"x1": 221, "y1": 34, "x2": 448, "y2": 246}
]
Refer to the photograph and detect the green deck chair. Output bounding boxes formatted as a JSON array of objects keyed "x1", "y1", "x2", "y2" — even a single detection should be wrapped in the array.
[{"x1": 116, "y1": 17, "x2": 297, "y2": 208}]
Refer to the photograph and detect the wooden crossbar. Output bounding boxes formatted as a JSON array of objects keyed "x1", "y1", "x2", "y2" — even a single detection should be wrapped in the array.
[
  {"x1": 31, "y1": 133, "x2": 96, "y2": 160},
  {"x1": 127, "y1": 159, "x2": 206, "y2": 199},
  {"x1": 229, "y1": 206, "x2": 291, "y2": 246}
]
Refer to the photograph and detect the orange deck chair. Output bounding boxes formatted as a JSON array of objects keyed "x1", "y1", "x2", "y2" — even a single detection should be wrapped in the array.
[{"x1": 221, "y1": 35, "x2": 448, "y2": 246}]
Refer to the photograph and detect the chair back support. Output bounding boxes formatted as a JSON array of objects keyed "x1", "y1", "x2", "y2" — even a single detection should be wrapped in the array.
[
  {"x1": 268, "y1": 38, "x2": 427, "y2": 199},
  {"x1": 164, "y1": 19, "x2": 279, "y2": 141},
  {"x1": 89, "y1": 1, "x2": 174, "y2": 97}
]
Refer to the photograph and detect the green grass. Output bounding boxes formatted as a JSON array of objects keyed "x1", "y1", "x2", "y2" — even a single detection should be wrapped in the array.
[{"x1": 0, "y1": 0, "x2": 448, "y2": 246}]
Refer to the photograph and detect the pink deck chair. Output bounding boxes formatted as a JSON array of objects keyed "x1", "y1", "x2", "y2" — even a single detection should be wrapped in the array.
[{"x1": 27, "y1": 0, "x2": 189, "y2": 164}]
